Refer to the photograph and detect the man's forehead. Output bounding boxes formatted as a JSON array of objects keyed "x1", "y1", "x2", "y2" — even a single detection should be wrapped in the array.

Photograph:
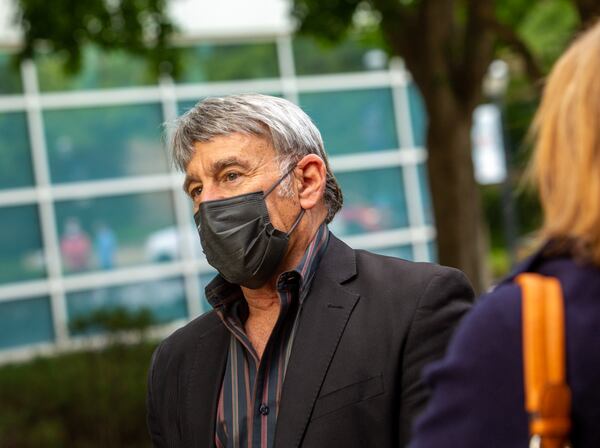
[
  {"x1": 184, "y1": 133, "x2": 275, "y2": 177},
  {"x1": 192, "y1": 133, "x2": 273, "y2": 161}
]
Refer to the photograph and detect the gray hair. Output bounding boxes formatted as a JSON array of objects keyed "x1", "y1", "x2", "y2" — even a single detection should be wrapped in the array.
[{"x1": 170, "y1": 93, "x2": 343, "y2": 223}]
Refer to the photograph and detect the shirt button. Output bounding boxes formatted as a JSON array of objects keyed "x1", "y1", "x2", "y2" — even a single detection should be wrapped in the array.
[{"x1": 259, "y1": 404, "x2": 270, "y2": 416}]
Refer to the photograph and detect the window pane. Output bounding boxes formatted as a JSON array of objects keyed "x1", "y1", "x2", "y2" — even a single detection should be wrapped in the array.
[
  {"x1": 67, "y1": 277, "x2": 188, "y2": 335},
  {"x1": 137, "y1": 190, "x2": 204, "y2": 263},
  {"x1": 428, "y1": 241, "x2": 438, "y2": 263},
  {"x1": 177, "y1": 92, "x2": 283, "y2": 117},
  {"x1": 36, "y1": 46, "x2": 155, "y2": 92},
  {"x1": 0, "y1": 205, "x2": 46, "y2": 284},
  {"x1": 175, "y1": 42, "x2": 279, "y2": 83},
  {"x1": 330, "y1": 167, "x2": 409, "y2": 236},
  {"x1": 178, "y1": 100, "x2": 201, "y2": 116},
  {"x1": 370, "y1": 245, "x2": 413, "y2": 260},
  {"x1": 199, "y1": 271, "x2": 218, "y2": 313},
  {"x1": 0, "y1": 297, "x2": 54, "y2": 349},
  {"x1": 408, "y1": 83, "x2": 427, "y2": 147},
  {"x1": 44, "y1": 104, "x2": 168, "y2": 183},
  {"x1": 0, "y1": 52, "x2": 22, "y2": 94},
  {"x1": 300, "y1": 88, "x2": 398, "y2": 155},
  {"x1": 0, "y1": 112, "x2": 35, "y2": 189},
  {"x1": 147, "y1": 222, "x2": 204, "y2": 263},
  {"x1": 293, "y1": 36, "x2": 388, "y2": 75},
  {"x1": 417, "y1": 163, "x2": 434, "y2": 225},
  {"x1": 54, "y1": 192, "x2": 177, "y2": 274}
]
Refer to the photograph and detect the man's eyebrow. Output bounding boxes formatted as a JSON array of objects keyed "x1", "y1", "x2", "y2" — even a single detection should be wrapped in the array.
[
  {"x1": 182, "y1": 157, "x2": 252, "y2": 195},
  {"x1": 211, "y1": 157, "x2": 251, "y2": 174}
]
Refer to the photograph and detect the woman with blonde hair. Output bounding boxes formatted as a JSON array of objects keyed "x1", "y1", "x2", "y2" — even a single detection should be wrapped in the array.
[{"x1": 409, "y1": 21, "x2": 600, "y2": 448}]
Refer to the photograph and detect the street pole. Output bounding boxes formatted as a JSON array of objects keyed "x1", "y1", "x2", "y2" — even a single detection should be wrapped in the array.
[{"x1": 484, "y1": 60, "x2": 520, "y2": 267}]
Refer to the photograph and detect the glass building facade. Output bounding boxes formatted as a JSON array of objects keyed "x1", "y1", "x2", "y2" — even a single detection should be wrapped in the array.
[{"x1": 0, "y1": 35, "x2": 434, "y2": 361}]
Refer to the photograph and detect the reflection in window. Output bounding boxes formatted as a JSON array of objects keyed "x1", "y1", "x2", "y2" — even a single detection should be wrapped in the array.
[
  {"x1": 0, "y1": 52, "x2": 22, "y2": 94},
  {"x1": 417, "y1": 163, "x2": 434, "y2": 225},
  {"x1": 36, "y1": 46, "x2": 155, "y2": 92},
  {"x1": 178, "y1": 100, "x2": 202, "y2": 116},
  {"x1": 0, "y1": 205, "x2": 46, "y2": 284},
  {"x1": 370, "y1": 245, "x2": 414, "y2": 261},
  {"x1": 177, "y1": 93, "x2": 283, "y2": 117},
  {"x1": 0, "y1": 297, "x2": 54, "y2": 349},
  {"x1": 54, "y1": 192, "x2": 177, "y2": 274},
  {"x1": 408, "y1": 83, "x2": 427, "y2": 148},
  {"x1": 330, "y1": 167, "x2": 409, "y2": 236},
  {"x1": 199, "y1": 271, "x2": 218, "y2": 313},
  {"x1": 176, "y1": 42, "x2": 279, "y2": 83},
  {"x1": 293, "y1": 36, "x2": 388, "y2": 76},
  {"x1": 300, "y1": 88, "x2": 398, "y2": 155},
  {"x1": 428, "y1": 241, "x2": 438, "y2": 263},
  {"x1": 0, "y1": 112, "x2": 34, "y2": 190},
  {"x1": 44, "y1": 104, "x2": 168, "y2": 183},
  {"x1": 66, "y1": 277, "x2": 188, "y2": 335}
]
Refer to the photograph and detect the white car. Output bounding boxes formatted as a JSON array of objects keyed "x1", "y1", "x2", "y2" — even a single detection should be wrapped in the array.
[{"x1": 145, "y1": 226, "x2": 204, "y2": 262}]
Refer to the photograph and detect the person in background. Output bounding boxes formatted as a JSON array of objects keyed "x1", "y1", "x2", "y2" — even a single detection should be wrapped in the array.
[
  {"x1": 409, "y1": 20, "x2": 600, "y2": 448},
  {"x1": 94, "y1": 222, "x2": 117, "y2": 270},
  {"x1": 60, "y1": 217, "x2": 91, "y2": 272}
]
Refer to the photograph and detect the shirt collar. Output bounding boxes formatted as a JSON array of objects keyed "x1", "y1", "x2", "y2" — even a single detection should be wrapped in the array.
[{"x1": 205, "y1": 223, "x2": 330, "y2": 309}]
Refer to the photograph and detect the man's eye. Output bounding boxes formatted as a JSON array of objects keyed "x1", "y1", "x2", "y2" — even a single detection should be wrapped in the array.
[
  {"x1": 190, "y1": 186, "x2": 202, "y2": 198},
  {"x1": 225, "y1": 172, "x2": 240, "y2": 182}
]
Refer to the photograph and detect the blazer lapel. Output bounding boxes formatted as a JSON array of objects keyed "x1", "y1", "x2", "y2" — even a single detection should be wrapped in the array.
[
  {"x1": 181, "y1": 320, "x2": 229, "y2": 448},
  {"x1": 274, "y1": 235, "x2": 360, "y2": 448}
]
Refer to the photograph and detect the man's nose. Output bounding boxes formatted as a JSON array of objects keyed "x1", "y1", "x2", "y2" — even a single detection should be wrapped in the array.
[{"x1": 198, "y1": 185, "x2": 225, "y2": 204}]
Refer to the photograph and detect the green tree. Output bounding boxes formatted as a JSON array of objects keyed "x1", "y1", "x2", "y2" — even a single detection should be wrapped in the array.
[
  {"x1": 293, "y1": 0, "x2": 599, "y2": 291},
  {"x1": 14, "y1": 0, "x2": 178, "y2": 75},
  {"x1": 12, "y1": 0, "x2": 600, "y2": 291}
]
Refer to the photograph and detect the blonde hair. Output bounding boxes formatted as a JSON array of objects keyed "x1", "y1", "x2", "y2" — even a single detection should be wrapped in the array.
[{"x1": 529, "y1": 20, "x2": 600, "y2": 265}]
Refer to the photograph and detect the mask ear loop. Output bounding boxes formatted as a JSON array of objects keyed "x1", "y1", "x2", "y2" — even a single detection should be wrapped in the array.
[
  {"x1": 263, "y1": 163, "x2": 306, "y2": 236},
  {"x1": 264, "y1": 164, "x2": 298, "y2": 197},
  {"x1": 286, "y1": 208, "x2": 305, "y2": 236}
]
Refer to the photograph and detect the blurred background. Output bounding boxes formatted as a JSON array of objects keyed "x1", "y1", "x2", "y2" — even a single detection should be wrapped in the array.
[{"x1": 0, "y1": 0, "x2": 597, "y2": 445}]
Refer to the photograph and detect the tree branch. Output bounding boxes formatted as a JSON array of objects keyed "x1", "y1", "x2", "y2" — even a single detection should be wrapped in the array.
[
  {"x1": 370, "y1": 0, "x2": 417, "y2": 57},
  {"x1": 486, "y1": 16, "x2": 543, "y2": 83},
  {"x1": 419, "y1": 0, "x2": 456, "y2": 86},
  {"x1": 379, "y1": 0, "x2": 457, "y2": 97},
  {"x1": 457, "y1": 0, "x2": 495, "y2": 113},
  {"x1": 371, "y1": 0, "x2": 423, "y2": 81},
  {"x1": 574, "y1": 0, "x2": 600, "y2": 28}
]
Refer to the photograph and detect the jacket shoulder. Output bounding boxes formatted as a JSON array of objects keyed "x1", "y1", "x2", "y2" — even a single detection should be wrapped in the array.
[
  {"x1": 353, "y1": 249, "x2": 472, "y2": 295},
  {"x1": 152, "y1": 310, "x2": 223, "y2": 366}
]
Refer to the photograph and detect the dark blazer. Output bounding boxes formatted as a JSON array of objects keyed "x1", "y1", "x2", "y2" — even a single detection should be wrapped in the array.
[
  {"x1": 147, "y1": 234, "x2": 474, "y2": 447},
  {"x1": 410, "y1": 248, "x2": 600, "y2": 447}
]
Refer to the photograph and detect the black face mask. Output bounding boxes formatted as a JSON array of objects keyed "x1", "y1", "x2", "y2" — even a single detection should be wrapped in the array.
[{"x1": 194, "y1": 167, "x2": 304, "y2": 289}]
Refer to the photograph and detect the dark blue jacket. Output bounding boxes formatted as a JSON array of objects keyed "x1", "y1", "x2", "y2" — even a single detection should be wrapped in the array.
[{"x1": 410, "y1": 248, "x2": 600, "y2": 448}]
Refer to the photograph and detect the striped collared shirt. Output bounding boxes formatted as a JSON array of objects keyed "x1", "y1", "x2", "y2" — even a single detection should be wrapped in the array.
[{"x1": 205, "y1": 223, "x2": 330, "y2": 448}]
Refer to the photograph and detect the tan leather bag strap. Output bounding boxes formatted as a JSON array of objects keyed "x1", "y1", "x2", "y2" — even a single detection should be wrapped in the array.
[{"x1": 516, "y1": 273, "x2": 572, "y2": 448}]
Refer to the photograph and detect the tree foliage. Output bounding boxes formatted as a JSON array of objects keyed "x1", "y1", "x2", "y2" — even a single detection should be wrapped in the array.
[
  {"x1": 10, "y1": 0, "x2": 600, "y2": 288},
  {"x1": 14, "y1": 0, "x2": 179, "y2": 75},
  {"x1": 293, "y1": 0, "x2": 597, "y2": 290},
  {"x1": 294, "y1": 0, "x2": 586, "y2": 98}
]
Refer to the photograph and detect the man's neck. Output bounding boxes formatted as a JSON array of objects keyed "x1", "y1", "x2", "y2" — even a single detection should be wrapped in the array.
[
  {"x1": 239, "y1": 209, "x2": 326, "y2": 358},
  {"x1": 240, "y1": 209, "x2": 325, "y2": 305}
]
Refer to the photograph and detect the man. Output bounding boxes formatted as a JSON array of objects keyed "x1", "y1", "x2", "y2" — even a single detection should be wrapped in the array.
[{"x1": 146, "y1": 94, "x2": 474, "y2": 447}]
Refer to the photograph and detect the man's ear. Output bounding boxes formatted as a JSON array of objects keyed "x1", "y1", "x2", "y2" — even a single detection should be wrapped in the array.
[{"x1": 294, "y1": 154, "x2": 327, "y2": 210}]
